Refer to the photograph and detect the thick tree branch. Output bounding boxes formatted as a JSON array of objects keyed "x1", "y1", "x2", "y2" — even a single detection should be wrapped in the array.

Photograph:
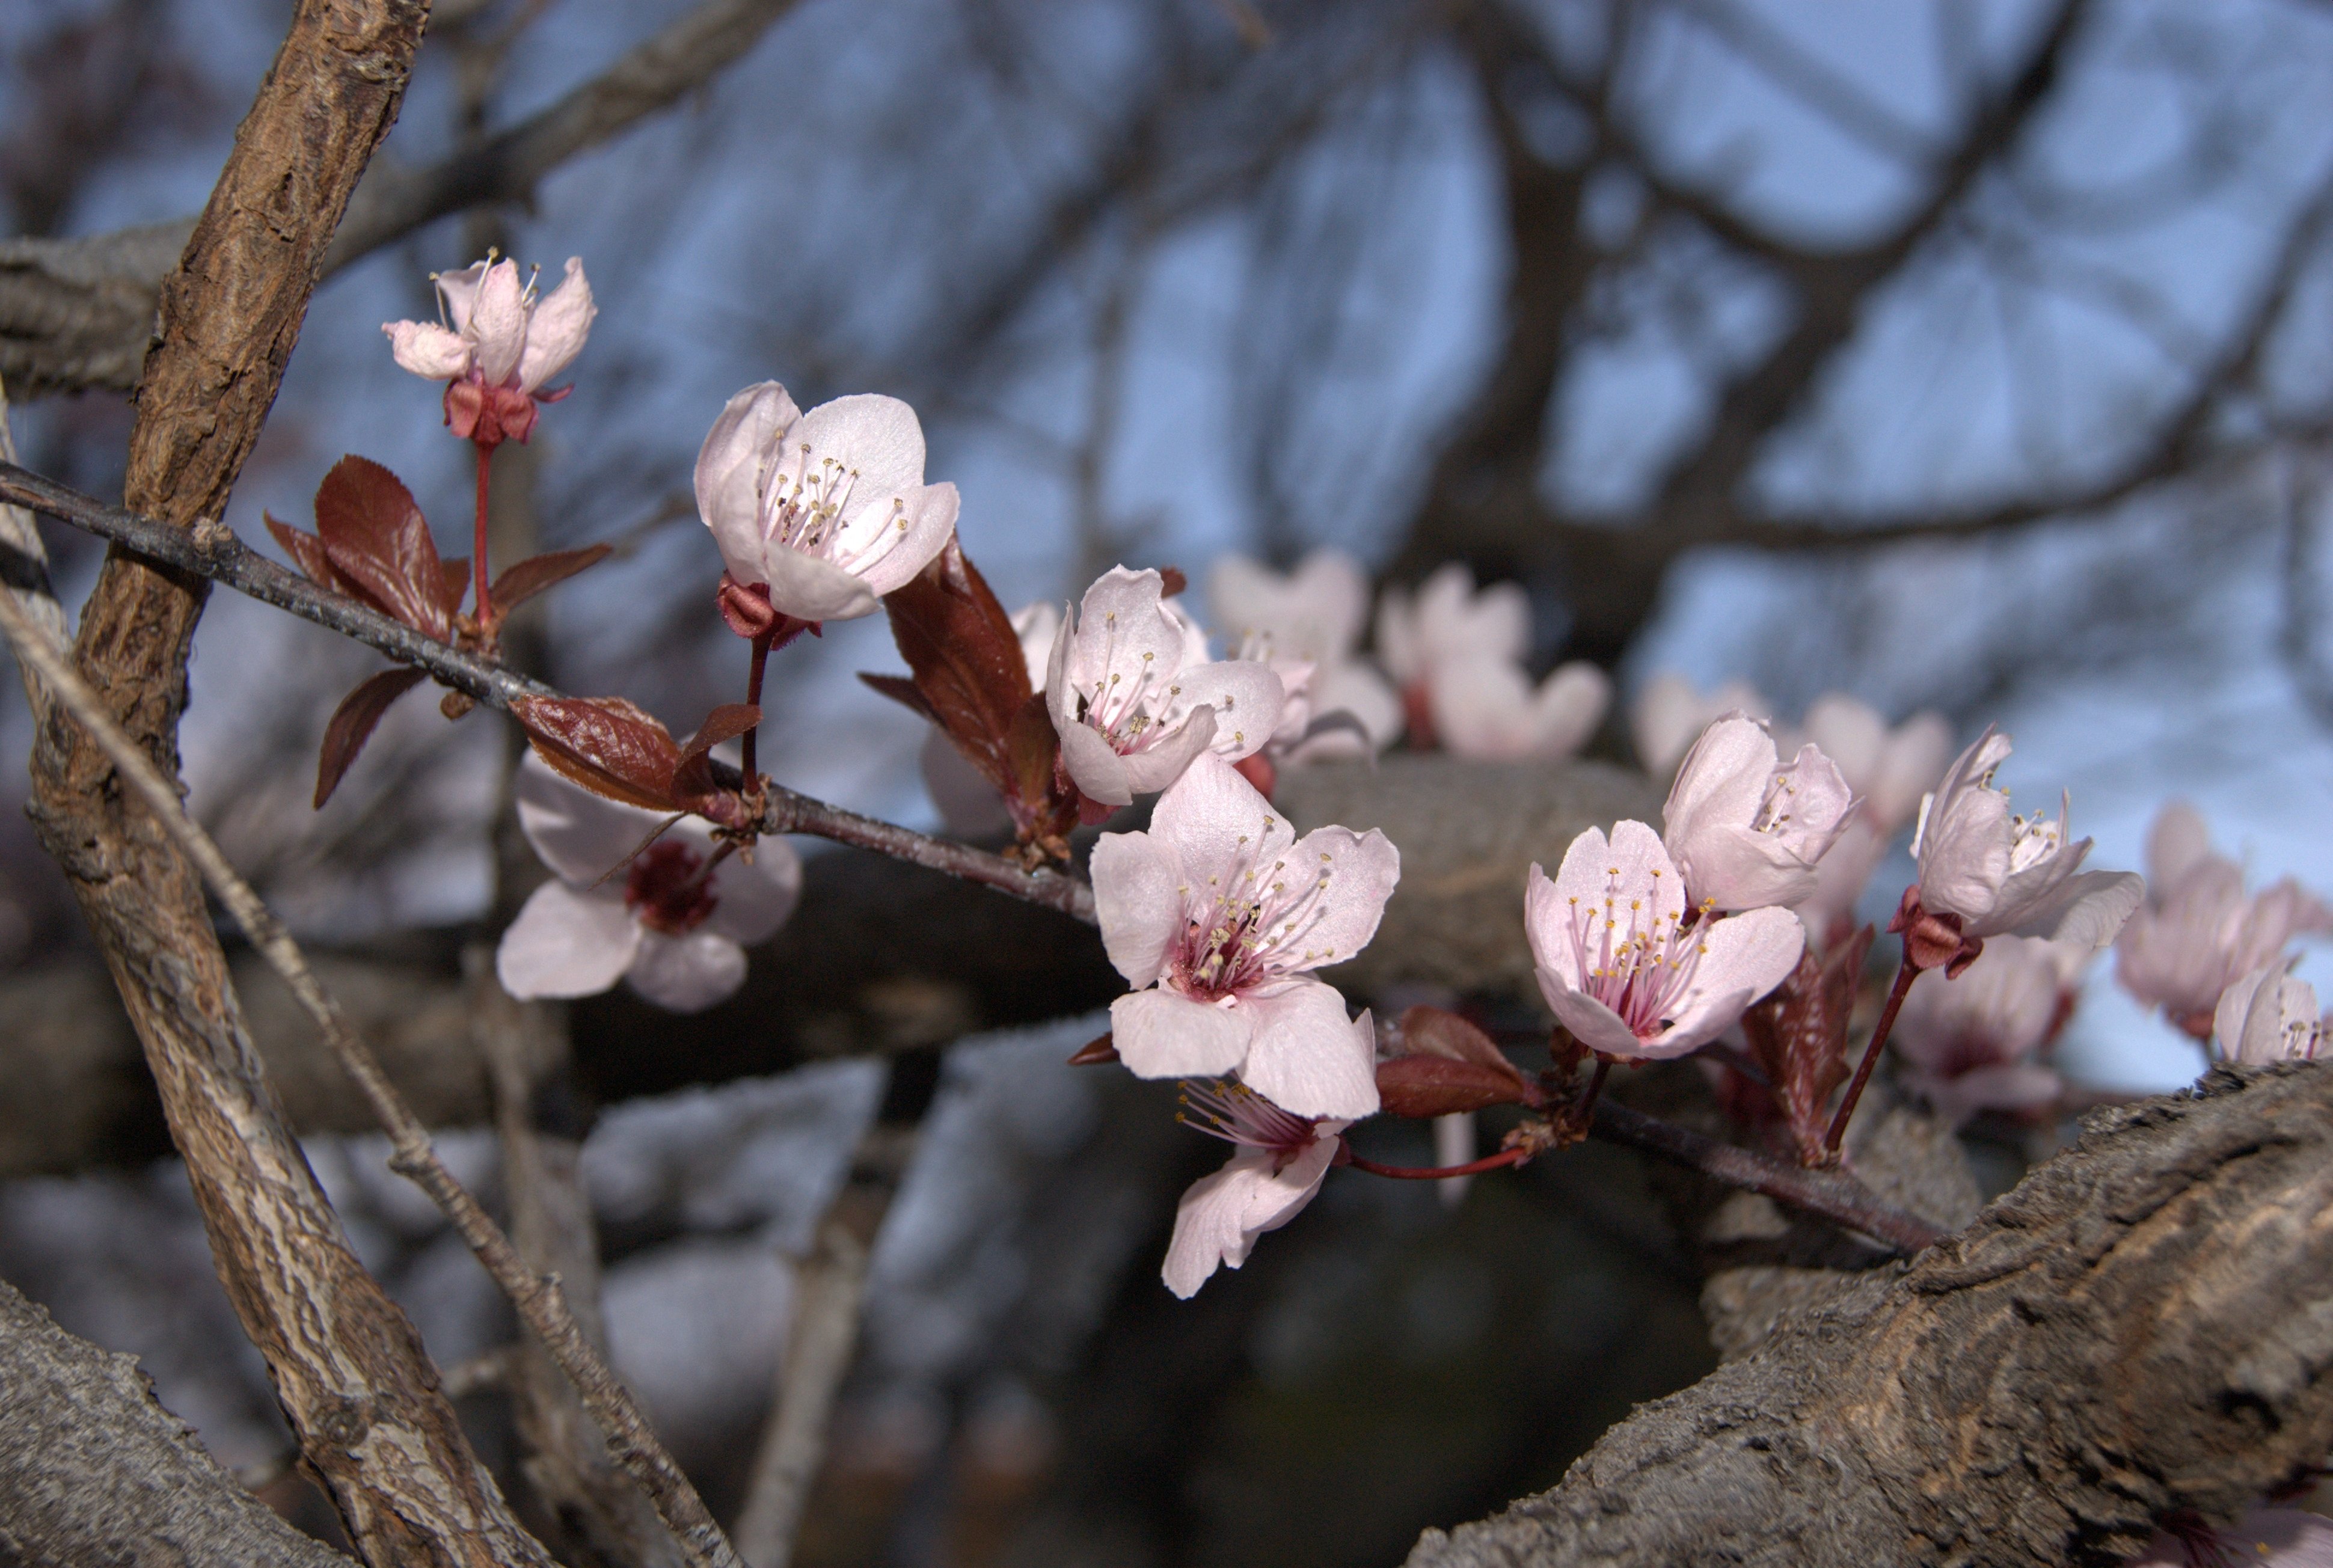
[
  {"x1": 0, "y1": 0, "x2": 802, "y2": 399},
  {"x1": 1406, "y1": 1064, "x2": 2333, "y2": 1568},
  {"x1": 0, "y1": 1276, "x2": 355, "y2": 1568},
  {"x1": 16, "y1": 5, "x2": 560, "y2": 1564}
]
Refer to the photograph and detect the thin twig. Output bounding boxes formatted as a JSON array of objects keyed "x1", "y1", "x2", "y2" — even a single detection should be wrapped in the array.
[
  {"x1": 0, "y1": 460, "x2": 1094, "y2": 923},
  {"x1": 0, "y1": 583, "x2": 745, "y2": 1568},
  {"x1": 1590, "y1": 1098, "x2": 1944, "y2": 1255}
]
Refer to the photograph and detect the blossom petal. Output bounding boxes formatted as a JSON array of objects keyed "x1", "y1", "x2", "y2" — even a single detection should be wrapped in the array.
[
  {"x1": 626, "y1": 930, "x2": 749, "y2": 1012},
  {"x1": 1174, "y1": 660, "x2": 1284, "y2": 761},
  {"x1": 701, "y1": 836, "x2": 802, "y2": 946},
  {"x1": 497, "y1": 881, "x2": 640, "y2": 1000},
  {"x1": 1531, "y1": 662, "x2": 1610, "y2": 756},
  {"x1": 761, "y1": 541, "x2": 882, "y2": 622},
  {"x1": 1996, "y1": 866, "x2": 2142, "y2": 949},
  {"x1": 1112, "y1": 986, "x2": 1253, "y2": 1080},
  {"x1": 796, "y1": 392, "x2": 928, "y2": 500},
  {"x1": 1651, "y1": 905, "x2": 1806, "y2": 1056},
  {"x1": 1118, "y1": 708, "x2": 1218, "y2": 795},
  {"x1": 847, "y1": 481, "x2": 959, "y2": 600},
  {"x1": 1235, "y1": 981, "x2": 1378, "y2": 1119},
  {"x1": 1427, "y1": 656, "x2": 1536, "y2": 759},
  {"x1": 2145, "y1": 798, "x2": 2215, "y2": 893},
  {"x1": 1091, "y1": 829, "x2": 1183, "y2": 987},
  {"x1": 1551, "y1": 819, "x2": 1685, "y2": 929},
  {"x1": 1663, "y1": 715, "x2": 1778, "y2": 859},
  {"x1": 1867, "y1": 712, "x2": 1954, "y2": 833},
  {"x1": 1162, "y1": 1138, "x2": 1337, "y2": 1299},
  {"x1": 516, "y1": 257, "x2": 594, "y2": 392},
  {"x1": 470, "y1": 259, "x2": 528, "y2": 386},
  {"x1": 1676, "y1": 824, "x2": 1823, "y2": 913},
  {"x1": 515, "y1": 750, "x2": 669, "y2": 886},
  {"x1": 434, "y1": 260, "x2": 489, "y2": 334},
  {"x1": 1308, "y1": 660, "x2": 1402, "y2": 749},
  {"x1": 1061, "y1": 568, "x2": 1186, "y2": 697},
  {"x1": 694, "y1": 381, "x2": 802, "y2": 584},
  {"x1": 1917, "y1": 1062, "x2": 2063, "y2": 1128},
  {"x1": 1147, "y1": 751, "x2": 1292, "y2": 879},
  {"x1": 1539, "y1": 979, "x2": 1646, "y2": 1056},
  {"x1": 1271, "y1": 825, "x2": 1399, "y2": 974},
  {"x1": 1800, "y1": 694, "x2": 1884, "y2": 793},
  {"x1": 384, "y1": 320, "x2": 472, "y2": 381},
  {"x1": 1059, "y1": 716, "x2": 1138, "y2": 806}
]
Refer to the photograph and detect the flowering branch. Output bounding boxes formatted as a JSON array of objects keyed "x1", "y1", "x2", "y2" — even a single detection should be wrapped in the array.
[{"x1": 0, "y1": 459, "x2": 1092, "y2": 922}]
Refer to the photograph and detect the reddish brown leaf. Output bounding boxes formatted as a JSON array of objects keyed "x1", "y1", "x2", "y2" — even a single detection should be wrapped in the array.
[
  {"x1": 438, "y1": 557, "x2": 471, "y2": 623},
  {"x1": 880, "y1": 541, "x2": 1034, "y2": 800},
  {"x1": 1067, "y1": 1033, "x2": 1119, "y2": 1066},
  {"x1": 511, "y1": 694, "x2": 682, "y2": 812},
  {"x1": 669, "y1": 703, "x2": 764, "y2": 814},
  {"x1": 490, "y1": 544, "x2": 612, "y2": 614},
  {"x1": 313, "y1": 455, "x2": 451, "y2": 639},
  {"x1": 1375, "y1": 1055, "x2": 1532, "y2": 1119},
  {"x1": 858, "y1": 671, "x2": 939, "y2": 725},
  {"x1": 681, "y1": 703, "x2": 764, "y2": 762},
  {"x1": 1157, "y1": 566, "x2": 1188, "y2": 598},
  {"x1": 1400, "y1": 1005, "x2": 1529, "y2": 1088},
  {"x1": 266, "y1": 512, "x2": 346, "y2": 592},
  {"x1": 1741, "y1": 925, "x2": 1876, "y2": 1167},
  {"x1": 314, "y1": 667, "x2": 426, "y2": 808}
]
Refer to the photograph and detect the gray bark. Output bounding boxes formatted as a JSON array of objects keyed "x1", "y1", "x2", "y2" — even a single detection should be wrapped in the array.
[{"x1": 0, "y1": 1275, "x2": 353, "y2": 1568}]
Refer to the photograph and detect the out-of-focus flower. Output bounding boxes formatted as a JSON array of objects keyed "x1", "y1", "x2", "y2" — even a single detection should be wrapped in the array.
[
  {"x1": 1162, "y1": 1077, "x2": 1352, "y2": 1298},
  {"x1": 2213, "y1": 960, "x2": 2323, "y2": 1065},
  {"x1": 2116, "y1": 801, "x2": 2333, "y2": 1039},
  {"x1": 696, "y1": 382, "x2": 960, "y2": 623},
  {"x1": 1375, "y1": 563, "x2": 1528, "y2": 685},
  {"x1": 1091, "y1": 753, "x2": 1396, "y2": 1116},
  {"x1": 1047, "y1": 568, "x2": 1284, "y2": 807},
  {"x1": 1799, "y1": 693, "x2": 1954, "y2": 835},
  {"x1": 1425, "y1": 655, "x2": 1610, "y2": 761},
  {"x1": 1212, "y1": 550, "x2": 1402, "y2": 755},
  {"x1": 1524, "y1": 820, "x2": 1803, "y2": 1060},
  {"x1": 1630, "y1": 673, "x2": 1771, "y2": 777},
  {"x1": 385, "y1": 256, "x2": 595, "y2": 447},
  {"x1": 1661, "y1": 714, "x2": 1855, "y2": 913},
  {"x1": 496, "y1": 753, "x2": 800, "y2": 1012},
  {"x1": 1795, "y1": 814, "x2": 1886, "y2": 952},
  {"x1": 1892, "y1": 936, "x2": 2085, "y2": 1127},
  {"x1": 2122, "y1": 1507, "x2": 2333, "y2": 1566},
  {"x1": 1910, "y1": 729, "x2": 2143, "y2": 954}
]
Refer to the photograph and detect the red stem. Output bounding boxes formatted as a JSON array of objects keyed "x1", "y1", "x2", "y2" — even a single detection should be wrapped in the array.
[
  {"x1": 472, "y1": 441, "x2": 494, "y2": 631},
  {"x1": 1576, "y1": 1056, "x2": 1613, "y2": 1120},
  {"x1": 1342, "y1": 1145, "x2": 1528, "y2": 1180},
  {"x1": 1824, "y1": 954, "x2": 1922, "y2": 1157},
  {"x1": 740, "y1": 626, "x2": 775, "y2": 788}
]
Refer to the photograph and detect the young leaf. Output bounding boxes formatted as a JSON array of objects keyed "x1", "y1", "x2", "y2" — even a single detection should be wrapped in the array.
[
  {"x1": 437, "y1": 558, "x2": 471, "y2": 624},
  {"x1": 858, "y1": 671, "x2": 939, "y2": 726},
  {"x1": 1740, "y1": 924, "x2": 1875, "y2": 1168},
  {"x1": 669, "y1": 703, "x2": 763, "y2": 812},
  {"x1": 1375, "y1": 1055, "x2": 1532, "y2": 1119},
  {"x1": 313, "y1": 455, "x2": 451, "y2": 639},
  {"x1": 314, "y1": 667, "x2": 427, "y2": 808},
  {"x1": 490, "y1": 544, "x2": 613, "y2": 614},
  {"x1": 510, "y1": 694, "x2": 682, "y2": 812},
  {"x1": 1399, "y1": 1005, "x2": 1529, "y2": 1090},
  {"x1": 878, "y1": 541, "x2": 1031, "y2": 797},
  {"x1": 1067, "y1": 1033, "x2": 1119, "y2": 1065},
  {"x1": 265, "y1": 512, "x2": 347, "y2": 593}
]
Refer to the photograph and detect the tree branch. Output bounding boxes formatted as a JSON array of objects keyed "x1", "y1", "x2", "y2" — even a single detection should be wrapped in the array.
[{"x1": 1407, "y1": 1065, "x2": 2333, "y2": 1568}]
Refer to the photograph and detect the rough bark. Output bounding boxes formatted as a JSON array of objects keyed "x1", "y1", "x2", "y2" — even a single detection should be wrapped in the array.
[
  {"x1": 1405, "y1": 1064, "x2": 2333, "y2": 1568},
  {"x1": 0, "y1": 1275, "x2": 355, "y2": 1568},
  {"x1": 19, "y1": 4, "x2": 554, "y2": 1565}
]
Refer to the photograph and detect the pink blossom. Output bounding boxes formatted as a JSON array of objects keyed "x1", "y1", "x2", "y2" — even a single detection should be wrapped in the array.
[
  {"x1": 384, "y1": 256, "x2": 594, "y2": 446},
  {"x1": 496, "y1": 755, "x2": 800, "y2": 1012},
  {"x1": 2122, "y1": 1507, "x2": 2333, "y2": 1566},
  {"x1": 2115, "y1": 801, "x2": 2333, "y2": 1038},
  {"x1": 1892, "y1": 936, "x2": 2085, "y2": 1127},
  {"x1": 1911, "y1": 729, "x2": 2142, "y2": 948},
  {"x1": 1799, "y1": 693, "x2": 1954, "y2": 835},
  {"x1": 1211, "y1": 549, "x2": 1402, "y2": 755},
  {"x1": 694, "y1": 382, "x2": 961, "y2": 623},
  {"x1": 1091, "y1": 753, "x2": 1396, "y2": 1116},
  {"x1": 1047, "y1": 569, "x2": 1285, "y2": 807},
  {"x1": 1375, "y1": 563, "x2": 1528, "y2": 684},
  {"x1": 2213, "y1": 960, "x2": 2322, "y2": 1065},
  {"x1": 1426, "y1": 655, "x2": 1610, "y2": 761},
  {"x1": 1162, "y1": 1077, "x2": 1352, "y2": 1298},
  {"x1": 1630, "y1": 673, "x2": 1771, "y2": 777},
  {"x1": 1524, "y1": 821, "x2": 1804, "y2": 1061},
  {"x1": 1661, "y1": 714, "x2": 1856, "y2": 912}
]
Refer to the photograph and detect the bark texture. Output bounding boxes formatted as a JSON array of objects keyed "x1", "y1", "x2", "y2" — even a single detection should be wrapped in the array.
[
  {"x1": 1405, "y1": 1064, "x2": 2333, "y2": 1568},
  {"x1": 0, "y1": 1276, "x2": 355, "y2": 1568},
  {"x1": 20, "y1": 4, "x2": 553, "y2": 1564}
]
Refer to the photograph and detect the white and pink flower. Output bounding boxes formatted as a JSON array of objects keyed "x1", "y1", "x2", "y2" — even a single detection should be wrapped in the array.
[
  {"x1": 1211, "y1": 550, "x2": 1401, "y2": 756},
  {"x1": 1524, "y1": 821, "x2": 1804, "y2": 1061},
  {"x1": 495, "y1": 753, "x2": 801, "y2": 1013},
  {"x1": 2122, "y1": 1507, "x2": 2333, "y2": 1566},
  {"x1": 1373, "y1": 563, "x2": 1605, "y2": 759},
  {"x1": 2115, "y1": 801, "x2": 2333, "y2": 1038},
  {"x1": 1091, "y1": 753, "x2": 1396, "y2": 1117},
  {"x1": 1910, "y1": 729, "x2": 2142, "y2": 951},
  {"x1": 1048, "y1": 568, "x2": 1285, "y2": 807},
  {"x1": 695, "y1": 382, "x2": 961, "y2": 623},
  {"x1": 1162, "y1": 1077, "x2": 1351, "y2": 1298},
  {"x1": 1798, "y1": 693, "x2": 1954, "y2": 836},
  {"x1": 1660, "y1": 714, "x2": 1856, "y2": 913},
  {"x1": 385, "y1": 256, "x2": 595, "y2": 447},
  {"x1": 2213, "y1": 960, "x2": 2323, "y2": 1066},
  {"x1": 1629, "y1": 673, "x2": 1770, "y2": 777},
  {"x1": 1891, "y1": 936, "x2": 2085, "y2": 1127}
]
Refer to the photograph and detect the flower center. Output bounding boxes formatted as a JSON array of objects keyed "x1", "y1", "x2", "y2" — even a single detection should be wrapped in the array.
[
  {"x1": 1168, "y1": 825, "x2": 1342, "y2": 1000},
  {"x1": 1178, "y1": 1078, "x2": 1319, "y2": 1169},
  {"x1": 1078, "y1": 610, "x2": 1183, "y2": 752},
  {"x1": 758, "y1": 442, "x2": 912, "y2": 570},
  {"x1": 2007, "y1": 806, "x2": 2061, "y2": 872},
  {"x1": 1565, "y1": 864, "x2": 1708, "y2": 1040},
  {"x1": 1750, "y1": 767, "x2": 1800, "y2": 837},
  {"x1": 624, "y1": 840, "x2": 719, "y2": 935}
]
